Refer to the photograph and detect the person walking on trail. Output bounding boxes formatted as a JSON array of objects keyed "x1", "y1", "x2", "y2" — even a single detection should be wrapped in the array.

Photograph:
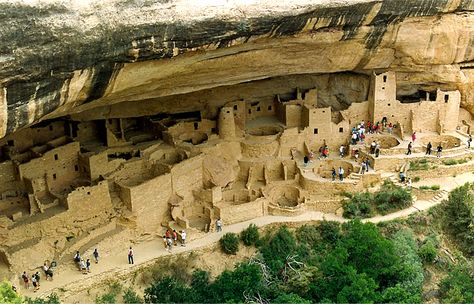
[
  {"x1": 338, "y1": 167, "x2": 344, "y2": 181},
  {"x1": 21, "y1": 272, "x2": 29, "y2": 289},
  {"x1": 43, "y1": 263, "x2": 53, "y2": 281},
  {"x1": 33, "y1": 272, "x2": 41, "y2": 287},
  {"x1": 468, "y1": 135, "x2": 472, "y2": 148},
  {"x1": 426, "y1": 142, "x2": 432, "y2": 155},
  {"x1": 74, "y1": 251, "x2": 81, "y2": 270},
  {"x1": 216, "y1": 218, "x2": 223, "y2": 232},
  {"x1": 86, "y1": 259, "x2": 91, "y2": 273},
  {"x1": 411, "y1": 132, "x2": 416, "y2": 142},
  {"x1": 128, "y1": 247, "x2": 134, "y2": 265},
  {"x1": 180, "y1": 230, "x2": 186, "y2": 247},
  {"x1": 406, "y1": 142, "x2": 412, "y2": 155},
  {"x1": 31, "y1": 274, "x2": 39, "y2": 292},
  {"x1": 370, "y1": 141, "x2": 376, "y2": 154},
  {"x1": 93, "y1": 248, "x2": 99, "y2": 264},
  {"x1": 437, "y1": 144, "x2": 443, "y2": 158},
  {"x1": 166, "y1": 237, "x2": 173, "y2": 252},
  {"x1": 172, "y1": 230, "x2": 178, "y2": 246},
  {"x1": 339, "y1": 145, "x2": 345, "y2": 158},
  {"x1": 331, "y1": 167, "x2": 336, "y2": 181},
  {"x1": 375, "y1": 143, "x2": 380, "y2": 158},
  {"x1": 79, "y1": 259, "x2": 87, "y2": 274}
]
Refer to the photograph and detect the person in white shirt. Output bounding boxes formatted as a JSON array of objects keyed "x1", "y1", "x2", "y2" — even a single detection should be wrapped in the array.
[{"x1": 181, "y1": 230, "x2": 186, "y2": 247}]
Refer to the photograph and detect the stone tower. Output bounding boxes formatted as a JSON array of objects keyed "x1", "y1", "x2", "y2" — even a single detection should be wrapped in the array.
[{"x1": 218, "y1": 106, "x2": 236, "y2": 139}]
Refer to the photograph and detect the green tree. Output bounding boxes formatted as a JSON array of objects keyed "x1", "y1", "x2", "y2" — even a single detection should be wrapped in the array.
[
  {"x1": 260, "y1": 226, "x2": 297, "y2": 273},
  {"x1": 441, "y1": 184, "x2": 474, "y2": 255},
  {"x1": 439, "y1": 263, "x2": 474, "y2": 304},
  {"x1": 144, "y1": 276, "x2": 191, "y2": 303},
  {"x1": 272, "y1": 293, "x2": 311, "y2": 303},
  {"x1": 122, "y1": 288, "x2": 143, "y2": 304},
  {"x1": 336, "y1": 272, "x2": 378, "y2": 304},
  {"x1": 0, "y1": 281, "x2": 22, "y2": 304},
  {"x1": 210, "y1": 262, "x2": 263, "y2": 303}
]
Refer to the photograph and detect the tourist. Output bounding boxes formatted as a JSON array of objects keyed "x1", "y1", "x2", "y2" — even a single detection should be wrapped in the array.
[
  {"x1": 354, "y1": 149, "x2": 359, "y2": 160},
  {"x1": 468, "y1": 135, "x2": 472, "y2": 148},
  {"x1": 322, "y1": 145, "x2": 329, "y2": 158},
  {"x1": 338, "y1": 167, "x2": 344, "y2": 181},
  {"x1": 406, "y1": 142, "x2": 412, "y2": 155},
  {"x1": 166, "y1": 237, "x2": 173, "y2": 252},
  {"x1": 165, "y1": 229, "x2": 171, "y2": 239},
  {"x1": 216, "y1": 218, "x2": 223, "y2": 232},
  {"x1": 172, "y1": 230, "x2": 178, "y2": 246},
  {"x1": 407, "y1": 177, "x2": 412, "y2": 189},
  {"x1": 399, "y1": 171, "x2": 406, "y2": 183},
  {"x1": 43, "y1": 263, "x2": 52, "y2": 281},
  {"x1": 370, "y1": 141, "x2": 376, "y2": 154},
  {"x1": 360, "y1": 161, "x2": 366, "y2": 174},
  {"x1": 411, "y1": 132, "x2": 416, "y2": 142},
  {"x1": 375, "y1": 143, "x2": 380, "y2": 158},
  {"x1": 80, "y1": 259, "x2": 87, "y2": 274},
  {"x1": 21, "y1": 272, "x2": 29, "y2": 289},
  {"x1": 93, "y1": 248, "x2": 99, "y2": 264},
  {"x1": 303, "y1": 155, "x2": 309, "y2": 167},
  {"x1": 437, "y1": 144, "x2": 443, "y2": 158},
  {"x1": 162, "y1": 235, "x2": 167, "y2": 248},
  {"x1": 351, "y1": 133, "x2": 357, "y2": 145},
  {"x1": 426, "y1": 142, "x2": 432, "y2": 155},
  {"x1": 33, "y1": 272, "x2": 40, "y2": 287},
  {"x1": 31, "y1": 274, "x2": 39, "y2": 292},
  {"x1": 128, "y1": 247, "x2": 134, "y2": 265},
  {"x1": 74, "y1": 251, "x2": 81, "y2": 270},
  {"x1": 180, "y1": 230, "x2": 186, "y2": 247},
  {"x1": 86, "y1": 259, "x2": 91, "y2": 273},
  {"x1": 364, "y1": 159, "x2": 370, "y2": 172},
  {"x1": 387, "y1": 122, "x2": 393, "y2": 134},
  {"x1": 339, "y1": 145, "x2": 345, "y2": 158}
]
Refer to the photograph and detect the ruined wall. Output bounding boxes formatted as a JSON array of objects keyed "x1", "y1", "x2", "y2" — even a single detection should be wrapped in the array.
[
  {"x1": 216, "y1": 198, "x2": 266, "y2": 225},
  {"x1": 18, "y1": 142, "x2": 81, "y2": 193},
  {"x1": 171, "y1": 155, "x2": 204, "y2": 200}
]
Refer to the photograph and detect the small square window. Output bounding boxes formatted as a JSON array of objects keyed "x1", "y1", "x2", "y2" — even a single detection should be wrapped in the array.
[
  {"x1": 388, "y1": 103, "x2": 391, "y2": 106},
  {"x1": 87, "y1": 192, "x2": 90, "y2": 195},
  {"x1": 54, "y1": 154, "x2": 58, "y2": 160},
  {"x1": 226, "y1": 111, "x2": 230, "y2": 114},
  {"x1": 322, "y1": 110, "x2": 325, "y2": 113},
  {"x1": 445, "y1": 95, "x2": 449, "y2": 103},
  {"x1": 194, "y1": 122, "x2": 199, "y2": 130},
  {"x1": 257, "y1": 107, "x2": 261, "y2": 112},
  {"x1": 339, "y1": 127, "x2": 343, "y2": 133},
  {"x1": 268, "y1": 105, "x2": 272, "y2": 111},
  {"x1": 52, "y1": 174, "x2": 57, "y2": 180},
  {"x1": 248, "y1": 109, "x2": 252, "y2": 114},
  {"x1": 74, "y1": 165, "x2": 78, "y2": 171},
  {"x1": 233, "y1": 105, "x2": 238, "y2": 110},
  {"x1": 382, "y1": 87, "x2": 385, "y2": 90},
  {"x1": 313, "y1": 128, "x2": 318, "y2": 134},
  {"x1": 383, "y1": 75, "x2": 387, "y2": 82}
]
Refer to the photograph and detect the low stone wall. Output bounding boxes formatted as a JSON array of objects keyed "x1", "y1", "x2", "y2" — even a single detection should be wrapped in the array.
[
  {"x1": 409, "y1": 161, "x2": 474, "y2": 179},
  {"x1": 215, "y1": 198, "x2": 267, "y2": 225}
]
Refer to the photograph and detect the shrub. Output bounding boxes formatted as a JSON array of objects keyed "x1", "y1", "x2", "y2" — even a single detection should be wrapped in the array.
[
  {"x1": 430, "y1": 185, "x2": 440, "y2": 191},
  {"x1": 443, "y1": 159, "x2": 458, "y2": 166},
  {"x1": 374, "y1": 181, "x2": 412, "y2": 214},
  {"x1": 122, "y1": 288, "x2": 143, "y2": 304},
  {"x1": 219, "y1": 233, "x2": 239, "y2": 254},
  {"x1": 0, "y1": 281, "x2": 22, "y2": 304},
  {"x1": 342, "y1": 192, "x2": 373, "y2": 219},
  {"x1": 439, "y1": 263, "x2": 474, "y2": 304},
  {"x1": 240, "y1": 224, "x2": 259, "y2": 246},
  {"x1": 418, "y1": 240, "x2": 437, "y2": 263},
  {"x1": 409, "y1": 160, "x2": 430, "y2": 171},
  {"x1": 413, "y1": 176, "x2": 421, "y2": 182}
]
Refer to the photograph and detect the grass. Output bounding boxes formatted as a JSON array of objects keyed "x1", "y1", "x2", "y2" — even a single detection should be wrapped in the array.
[
  {"x1": 443, "y1": 158, "x2": 471, "y2": 166},
  {"x1": 409, "y1": 159, "x2": 431, "y2": 171},
  {"x1": 419, "y1": 185, "x2": 441, "y2": 191}
]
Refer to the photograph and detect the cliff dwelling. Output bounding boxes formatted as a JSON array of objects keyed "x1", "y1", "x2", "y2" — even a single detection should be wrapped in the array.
[{"x1": 0, "y1": 69, "x2": 473, "y2": 277}]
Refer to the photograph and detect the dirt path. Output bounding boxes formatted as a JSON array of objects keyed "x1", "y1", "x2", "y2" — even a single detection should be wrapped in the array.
[{"x1": 19, "y1": 172, "x2": 474, "y2": 300}]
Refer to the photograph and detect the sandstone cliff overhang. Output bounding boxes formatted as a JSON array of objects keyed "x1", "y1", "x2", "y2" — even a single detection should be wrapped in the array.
[{"x1": 0, "y1": 0, "x2": 474, "y2": 138}]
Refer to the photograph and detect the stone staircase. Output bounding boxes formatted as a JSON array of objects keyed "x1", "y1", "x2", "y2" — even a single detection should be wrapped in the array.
[{"x1": 427, "y1": 189, "x2": 449, "y2": 204}]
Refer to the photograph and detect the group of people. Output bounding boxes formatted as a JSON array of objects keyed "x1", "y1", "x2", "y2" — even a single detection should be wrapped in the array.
[
  {"x1": 21, "y1": 271, "x2": 42, "y2": 292},
  {"x1": 163, "y1": 229, "x2": 187, "y2": 252},
  {"x1": 73, "y1": 248, "x2": 99, "y2": 274},
  {"x1": 331, "y1": 167, "x2": 345, "y2": 181}
]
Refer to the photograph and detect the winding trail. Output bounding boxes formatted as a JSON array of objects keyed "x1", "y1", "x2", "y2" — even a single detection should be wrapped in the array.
[{"x1": 20, "y1": 171, "x2": 474, "y2": 300}]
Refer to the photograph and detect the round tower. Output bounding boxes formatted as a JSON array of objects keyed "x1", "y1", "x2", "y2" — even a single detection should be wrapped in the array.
[{"x1": 218, "y1": 106, "x2": 236, "y2": 139}]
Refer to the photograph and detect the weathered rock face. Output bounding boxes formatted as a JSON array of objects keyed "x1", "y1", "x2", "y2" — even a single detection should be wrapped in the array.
[{"x1": 1, "y1": 0, "x2": 474, "y2": 138}]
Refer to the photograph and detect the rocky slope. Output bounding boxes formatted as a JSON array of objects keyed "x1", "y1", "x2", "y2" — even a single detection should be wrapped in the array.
[{"x1": 0, "y1": 0, "x2": 473, "y2": 138}]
